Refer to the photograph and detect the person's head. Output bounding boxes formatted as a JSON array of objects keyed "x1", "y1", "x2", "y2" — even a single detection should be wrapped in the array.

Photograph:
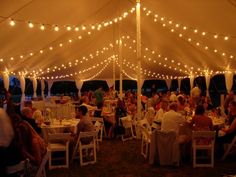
[
  {"x1": 169, "y1": 102, "x2": 178, "y2": 112},
  {"x1": 77, "y1": 105, "x2": 88, "y2": 117},
  {"x1": 202, "y1": 99, "x2": 209, "y2": 110},
  {"x1": 81, "y1": 96, "x2": 89, "y2": 104},
  {"x1": 21, "y1": 107, "x2": 33, "y2": 118},
  {"x1": 161, "y1": 99, "x2": 169, "y2": 110},
  {"x1": 177, "y1": 95, "x2": 185, "y2": 106},
  {"x1": 195, "y1": 105, "x2": 205, "y2": 115},
  {"x1": 24, "y1": 101, "x2": 33, "y2": 108},
  {"x1": 229, "y1": 100, "x2": 236, "y2": 114}
]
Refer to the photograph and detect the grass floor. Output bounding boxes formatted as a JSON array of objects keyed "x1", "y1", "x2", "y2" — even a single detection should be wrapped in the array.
[{"x1": 47, "y1": 139, "x2": 236, "y2": 177}]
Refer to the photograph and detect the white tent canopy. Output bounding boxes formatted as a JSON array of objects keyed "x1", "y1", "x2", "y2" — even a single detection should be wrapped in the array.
[{"x1": 0, "y1": 0, "x2": 235, "y2": 88}]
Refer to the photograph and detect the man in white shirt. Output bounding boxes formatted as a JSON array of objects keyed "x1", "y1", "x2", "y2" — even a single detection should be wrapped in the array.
[{"x1": 161, "y1": 102, "x2": 185, "y2": 135}]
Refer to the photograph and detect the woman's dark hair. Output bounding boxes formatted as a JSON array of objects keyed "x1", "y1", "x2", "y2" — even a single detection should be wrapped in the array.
[
  {"x1": 78, "y1": 105, "x2": 88, "y2": 116},
  {"x1": 195, "y1": 105, "x2": 205, "y2": 115}
]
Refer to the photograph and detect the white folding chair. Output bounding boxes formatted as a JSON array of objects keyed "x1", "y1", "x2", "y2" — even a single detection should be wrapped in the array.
[
  {"x1": 92, "y1": 117, "x2": 105, "y2": 142},
  {"x1": 192, "y1": 131, "x2": 216, "y2": 168},
  {"x1": 222, "y1": 135, "x2": 236, "y2": 160},
  {"x1": 140, "y1": 126, "x2": 151, "y2": 159},
  {"x1": 71, "y1": 131, "x2": 98, "y2": 166},
  {"x1": 119, "y1": 116, "x2": 135, "y2": 141},
  {"x1": 48, "y1": 133, "x2": 70, "y2": 170},
  {"x1": 138, "y1": 118, "x2": 152, "y2": 132},
  {"x1": 35, "y1": 149, "x2": 49, "y2": 177}
]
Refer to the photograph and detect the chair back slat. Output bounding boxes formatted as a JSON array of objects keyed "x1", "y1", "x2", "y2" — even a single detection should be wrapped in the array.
[{"x1": 48, "y1": 133, "x2": 71, "y2": 141}]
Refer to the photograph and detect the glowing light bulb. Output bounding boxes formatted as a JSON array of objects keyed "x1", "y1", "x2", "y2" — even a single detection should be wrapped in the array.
[
  {"x1": 67, "y1": 26, "x2": 71, "y2": 31},
  {"x1": 28, "y1": 22, "x2": 34, "y2": 28},
  {"x1": 54, "y1": 26, "x2": 59, "y2": 31},
  {"x1": 75, "y1": 27, "x2": 79, "y2": 31},
  {"x1": 40, "y1": 24, "x2": 45, "y2": 30},
  {"x1": 10, "y1": 19, "x2": 15, "y2": 26},
  {"x1": 224, "y1": 36, "x2": 229, "y2": 41}
]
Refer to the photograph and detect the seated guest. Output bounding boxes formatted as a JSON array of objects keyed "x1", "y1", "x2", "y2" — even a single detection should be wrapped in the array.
[
  {"x1": 12, "y1": 114, "x2": 47, "y2": 166},
  {"x1": 161, "y1": 102, "x2": 191, "y2": 143},
  {"x1": 0, "y1": 108, "x2": 17, "y2": 174},
  {"x1": 217, "y1": 101, "x2": 236, "y2": 156},
  {"x1": 177, "y1": 95, "x2": 186, "y2": 116},
  {"x1": 226, "y1": 100, "x2": 236, "y2": 126},
  {"x1": 32, "y1": 109, "x2": 44, "y2": 126},
  {"x1": 80, "y1": 96, "x2": 97, "y2": 116},
  {"x1": 21, "y1": 107, "x2": 42, "y2": 134},
  {"x1": 223, "y1": 91, "x2": 234, "y2": 115},
  {"x1": 161, "y1": 102, "x2": 185, "y2": 135},
  {"x1": 76, "y1": 106, "x2": 95, "y2": 134},
  {"x1": 154, "y1": 98, "x2": 169, "y2": 123},
  {"x1": 76, "y1": 105, "x2": 95, "y2": 144},
  {"x1": 190, "y1": 105, "x2": 213, "y2": 131}
]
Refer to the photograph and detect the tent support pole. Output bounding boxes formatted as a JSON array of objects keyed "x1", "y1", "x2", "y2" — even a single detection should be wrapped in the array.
[{"x1": 136, "y1": 0, "x2": 142, "y2": 119}]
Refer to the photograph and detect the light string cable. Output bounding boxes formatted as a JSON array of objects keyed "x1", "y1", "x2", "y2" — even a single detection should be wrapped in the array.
[{"x1": 142, "y1": 6, "x2": 235, "y2": 60}]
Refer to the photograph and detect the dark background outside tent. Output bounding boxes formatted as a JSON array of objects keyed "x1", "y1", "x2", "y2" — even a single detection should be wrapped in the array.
[{"x1": 0, "y1": 75, "x2": 236, "y2": 107}]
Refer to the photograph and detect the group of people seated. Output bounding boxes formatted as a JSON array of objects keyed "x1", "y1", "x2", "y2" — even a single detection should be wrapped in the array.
[
  {"x1": 0, "y1": 100, "x2": 47, "y2": 176},
  {"x1": 0, "y1": 92, "x2": 99, "y2": 176},
  {"x1": 1, "y1": 86, "x2": 235, "y2": 175},
  {"x1": 144, "y1": 89, "x2": 236, "y2": 159}
]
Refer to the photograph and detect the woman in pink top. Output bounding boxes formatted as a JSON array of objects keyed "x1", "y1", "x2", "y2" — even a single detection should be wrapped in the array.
[{"x1": 191, "y1": 105, "x2": 213, "y2": 131}]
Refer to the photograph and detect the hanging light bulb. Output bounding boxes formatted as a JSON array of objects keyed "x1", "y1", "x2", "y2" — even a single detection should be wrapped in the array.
[
  {"x1": 9, "y1": 19, "x2": 15, "y2": 26},
  {"x1": 66, "y1": 26, "x2": 72, "y2": 31},
  {"x1": 224, "y1": 36, "x2": 229, "y2": 41},
  {"x1": 40, "y1": 24, "x2": 45, "y2": 30},
  {"x1": 28, "y1": 21, "x2": 34, "y2": 28},
  {"x1": 54, "y1": 25, "x2": 59, "y2": 31}
]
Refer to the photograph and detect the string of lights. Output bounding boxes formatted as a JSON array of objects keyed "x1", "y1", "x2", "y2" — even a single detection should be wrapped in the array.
[
  {"x1": 142, "y1": 6, "x2": 236, "y2": 41},
  {"x1": 26, "y1": 43, "x2": 114, "y2": 76},
  {"x1": 7, "y1": 6, "x2": 135, "y2": 32},
  {"x1": 36, "y1": 56, "x2": 113, "y2": 80},
  {"x1": 142, "y1": 7, "x2": 235, "y2": 60}
]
